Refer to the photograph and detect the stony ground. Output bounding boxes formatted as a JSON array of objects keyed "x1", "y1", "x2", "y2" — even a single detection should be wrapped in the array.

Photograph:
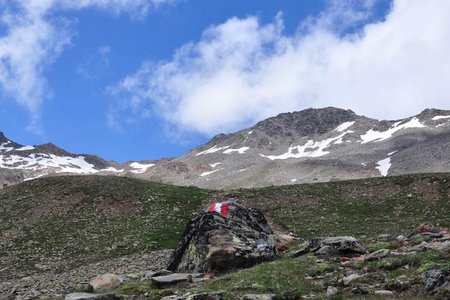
[
  {"x1": 0, "y1": 250, "x2": 173, "y2": 299},
  {"x1": 1, "y1": 173, "x2": 450, "y2": 299}
]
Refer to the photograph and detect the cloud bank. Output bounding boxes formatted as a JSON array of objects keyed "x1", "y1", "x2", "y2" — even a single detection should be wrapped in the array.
[
  {"x1": 112, "y1": 0, "x2": 450, "y2": 136},
  {"x1": 0, "y1": 0, "x2": 176, "y2": 132}
]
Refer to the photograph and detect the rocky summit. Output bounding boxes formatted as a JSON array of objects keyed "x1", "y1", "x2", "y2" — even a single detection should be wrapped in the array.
[
  {"x1": 2, "y1": 107, "x2": 450, "y2": 189},
  {"x1": 146, "y1": 107, "x2": 450, "y2": 189}
]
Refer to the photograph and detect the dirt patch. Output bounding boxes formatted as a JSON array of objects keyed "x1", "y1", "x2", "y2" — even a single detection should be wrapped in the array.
[
  {"x1": 410, "y1": 179, "x2": 441, "y2": 199},
  {"x1": 343, "y1": 182, "x2": 402, "y2": 199},
  {"x1": 95, "y1": 196, "x2": 138, "y2": 217},
  {"x1": 24, "y1": 192, "x2": 86, "y2": 227}
]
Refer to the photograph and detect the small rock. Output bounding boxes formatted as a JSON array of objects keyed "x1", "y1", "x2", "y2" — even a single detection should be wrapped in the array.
[
  {"x1": 320, "y1": 236, "x2": 366, "y2": 255},
  {"x1": 89, "y1": 274, "x2": 123, "y2": 292},
  {"x1": 428, "y1": 240, "x2": 450, "y2": 253},
  {"x1": 160, "y1": 296, "x2": 185, "y2": 300},
  {"x1": 315, "y1": 245, "x2": 338, "y2": 257},
  {"x1": 351, "y1": 285, "x2": 370, "y2": 295},
  {"x1": 343, "y1": 274, "x2": 363, "y2": 286},
  {"x1": 408, "y1": 223, "x2": 446, "y2": 238},
  {"x1": 65, "y1": 293, "x2": 120, "y2": 300},
  {"x1": 287, "y1": 239, "x2": 320, "y2": 258},
  {"x1": 151, "y1": 273, "x2": 204, "y2": 288},
  {"x1": 408, "y1": 241, "x2": 429, "y2": 252},
  {"x1": 424, "y1": 269, "x2": 450, "y2": 295},
  {"x1": 34, "y1": 263, "x2": 51, "y2": 271},
  {"x1": 377, "y1": 234, "x2": 391, "y2": 241},
  {"x1": 326, "y1": 286, "x2": 338, "y2": 296},
  {"x1": 161, "y1": 291, "x2": 223, "y2": 300},
  {"x1": 276, "y1": 243, "x2": 288, "y2": 251},
  {"x1": 276, "y1": 233, "x2": 297, "y2": 246},
  {"x1": 141, "y1": 269, "x2": 173, "y2": 281},
  {"x1": 241, "y1": 294, "x2": 276, "y2": 300},
  {"x1": 373, "y1": 290, "x2": 394, "y2": 296},
  {"x1": 364, "y1": 249, "x2": 390, "y2": 261},
  {"x1": 396, "y1": 235, "x2": 405, "y2": 241}
]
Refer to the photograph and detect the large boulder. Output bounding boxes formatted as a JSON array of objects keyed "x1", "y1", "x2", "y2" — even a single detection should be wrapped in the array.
[{"x1": 166, "y1": 200, "x2": 278, "y2": 273}]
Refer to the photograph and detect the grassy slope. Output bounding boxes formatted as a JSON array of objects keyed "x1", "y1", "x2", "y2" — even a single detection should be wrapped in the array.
[
  {"x1": 235, "y1": 173, "x2": 450, "y2": 238},
  {"x1": 0, "y1": 176, "x2": 212, "y2": 279},
  {"x1": 1, "y1": 173, "x2": 449, "y2": 283}
]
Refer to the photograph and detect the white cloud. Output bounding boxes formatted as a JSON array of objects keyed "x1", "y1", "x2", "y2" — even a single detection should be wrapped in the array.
[
  {"x1": 112, "y1": 0, "x2": 450, "y2": 136},
  {"x1": 0, "y1": 0, "x2": 178, "y2": 132}
]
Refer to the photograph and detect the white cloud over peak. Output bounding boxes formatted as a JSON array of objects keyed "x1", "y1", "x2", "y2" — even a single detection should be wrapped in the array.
[
  {"x1": 0, "y1": 0, "x2": 177, "y2": 132},
  {"x1": 112, "y1": 0, "x2": 450, "y2": 136}
]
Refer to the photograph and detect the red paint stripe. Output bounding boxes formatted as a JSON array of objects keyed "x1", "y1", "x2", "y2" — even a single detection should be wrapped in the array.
[{"x1": 221, "y1": 203, "x2": 230, "y2": 217}]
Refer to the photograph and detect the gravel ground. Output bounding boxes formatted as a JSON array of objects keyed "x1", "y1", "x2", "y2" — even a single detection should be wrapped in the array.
[{"x1": 0, "y1": 249, "x2": 173, "y2": 299}]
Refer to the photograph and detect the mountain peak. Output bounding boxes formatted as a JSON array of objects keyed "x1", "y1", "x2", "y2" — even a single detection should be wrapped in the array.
[
  {"x1": 255, "y1": 107, "x2": 358, "y2": 137},
  {"x1": 418, "y1": 108, "x2": 450, "y2": 119},
  {"x1": 0, "y1": 132, "x2": 9, "y2": 143}
]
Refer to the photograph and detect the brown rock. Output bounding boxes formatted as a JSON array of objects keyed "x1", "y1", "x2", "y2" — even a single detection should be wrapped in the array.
[{"x1": 89, "y1": 274, "x2": 123, "y2": 292}]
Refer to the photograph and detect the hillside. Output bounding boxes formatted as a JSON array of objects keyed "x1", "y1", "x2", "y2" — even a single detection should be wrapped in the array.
[
  {"x1": 145, "y1": 108, "x2": 450, "y2": 189},
  {"x1": 3, "y1": 107, "x2": 450, "y2": 190},
  {"x1": 0, "y1": 176, "x2": 212, "y2": 281},
  {"x1": 1, "y1": 173, "x2": 449, "y2": 297}
]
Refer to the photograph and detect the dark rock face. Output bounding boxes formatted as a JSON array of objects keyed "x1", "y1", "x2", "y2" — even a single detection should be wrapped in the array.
[
  {"x1": 0, "y1": 132, "x2": 8, "y2": 143},
  {"x1": 166, "y1": 201, "x2": 278, "y2": 273},
  {"x1": 255, "y1": 107, "x2": 357, "y2": 137},
  {"x1": 424, "y1": 269, "x2": 450, "y2": 296}
]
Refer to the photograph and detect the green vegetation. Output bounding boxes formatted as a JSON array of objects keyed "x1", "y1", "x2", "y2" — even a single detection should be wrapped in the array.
[
  {"x1": 0, "y1": 175, "x2": 212, "y2": 277},
  {"x1": 236, "y1": 173, "x2": 450, "y2": 238},
  {"x1": 1, "y1": 172, "x2": 450, "y2": 298},
  {"x1": 198, "y1": 256, "x2": 324, "y2": 299}
]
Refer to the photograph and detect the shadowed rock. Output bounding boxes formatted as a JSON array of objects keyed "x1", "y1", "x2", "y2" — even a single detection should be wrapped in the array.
[{"x1": 166, "y1": 200, "x2": 278, "y2": 273}]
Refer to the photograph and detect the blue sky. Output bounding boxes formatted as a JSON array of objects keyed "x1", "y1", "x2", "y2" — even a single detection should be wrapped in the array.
[{"x1": 1, "y1": 0, "x2": 449, "y2": 162}]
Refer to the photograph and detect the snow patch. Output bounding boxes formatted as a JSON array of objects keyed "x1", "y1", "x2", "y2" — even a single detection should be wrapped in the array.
[
  {"x1": 248, "y1": 131, "x2": 253, "y2": 135},
  {"x1": 100, "y1": 167, "x2": 124, "y2": 173},
  {"x1": 334, "y1": 121, "x2": 355, "y2": 132},
  {"x1": 432, "y1": 115, "x2": 450, "y2": 121},
  {"x1": 0, "y1": 142, "x2": 14, "y2": 153},
  {"x1": 223, "y1": 147, "x2": 249, "y2": 154},
  {"x1": 196, "y1": 145, "x2": 230, "y2": 156},
  {"x1": 16, "y1": 146, "x2": 35, "y2": 151},
  {"x1": 0, "y1": 153, "x2": 115, "y2": 175},
  {"x1": 23, "y1": 173, "x2": 47, "y2": 182},
  {"x1": 388, "y1": 150, "x2": 398, "y2": 156},
  {"x1": 209, "y1": 162, "x2": 221, "y2": 168},
  {"x1": 376, "y1": 157, "x2": 391, "y2": 176},
  {"x1": 360, "y1": 117, "x2": 425, "y2": 144},
  {"x1": 291, "y1": 179, "x2": 297, "y2": 182},
  {"x1": 260, "y1": 131, "x2": 352, "y2": 160},
  {"x1": 200, "y1": 168, "x2": 222, "y2": 177},
  {"x1": 129, "y1": 162, "x2": 155, "y2": 174}
]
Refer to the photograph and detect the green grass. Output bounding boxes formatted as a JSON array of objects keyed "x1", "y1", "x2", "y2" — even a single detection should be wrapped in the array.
[
  {"x1": 192, "y1": 255, "x2": 325, "y2": 299},
  {"x1": 2, "y1": 172, "x2": 450, "y2": 292},
  {"x1": 0, "y1": 175, "x2": 213, "y2": 278},
  {"x1": 235, "y1": 173, "x2": 450, "y2": 238}
]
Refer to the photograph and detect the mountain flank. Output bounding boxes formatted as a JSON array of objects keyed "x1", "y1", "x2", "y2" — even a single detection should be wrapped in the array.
[{"x1": 2, "y1": 107, "x2": 450, "y2": 189}]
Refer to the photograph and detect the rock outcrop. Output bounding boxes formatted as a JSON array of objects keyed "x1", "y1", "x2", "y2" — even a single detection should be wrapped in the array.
[{"x1": 166, "y1": 200, "x2": 278, "y2": 273}]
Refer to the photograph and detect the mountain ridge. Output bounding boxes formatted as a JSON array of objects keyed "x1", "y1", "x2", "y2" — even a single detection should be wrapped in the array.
[{"x1": 2, "y1": 107, "x2": 450, "y2": 188}]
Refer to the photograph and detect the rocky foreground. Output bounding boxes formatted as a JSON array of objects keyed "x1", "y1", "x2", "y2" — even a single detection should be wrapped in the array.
[{"x1": 2, "y1": 202, "x2": 449, "y2": 299}]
